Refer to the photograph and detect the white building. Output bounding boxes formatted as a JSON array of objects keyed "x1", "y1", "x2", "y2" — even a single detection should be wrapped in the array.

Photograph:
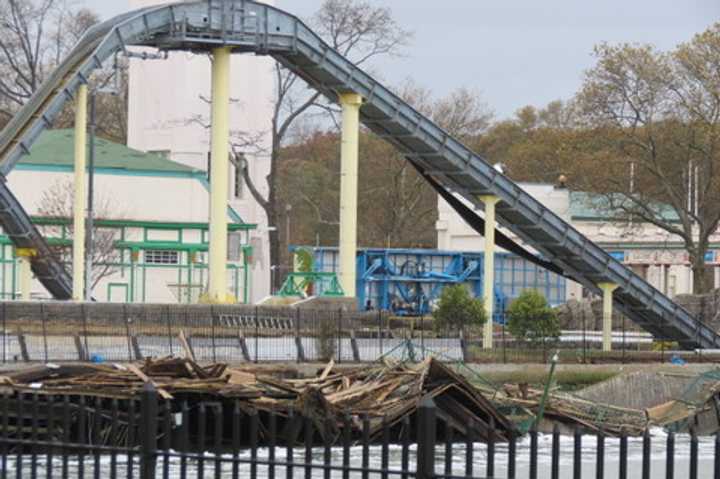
[
  {"x1": 3, "y1": 129, "x2": 254, "y2": 303},
  {"x1": 127, "y1": 0, "x2": 275, "y2": 303},
  {"x1": 437, "y1": 184, "x2": 720, "y2": 299}
]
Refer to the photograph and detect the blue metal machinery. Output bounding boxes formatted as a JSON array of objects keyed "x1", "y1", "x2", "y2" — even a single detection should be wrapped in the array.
[
  {"x1": 293, "y1": 246, "x2": 566, "y2": 322},
  {"x1": 0, "y1": 0, "x2": 716, "y2": 346}
]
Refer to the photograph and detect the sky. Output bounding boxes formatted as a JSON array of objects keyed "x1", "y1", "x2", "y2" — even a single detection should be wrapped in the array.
[{"x1": 81, "y1": 0, "x2": 719, "y2": 119}]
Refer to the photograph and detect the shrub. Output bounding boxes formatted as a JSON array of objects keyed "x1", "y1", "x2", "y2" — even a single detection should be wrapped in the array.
[
  {"x1": 506, "y1": 290, "x2": 560, "y2": 348},
  {"x1": 433, "y1": 284, "x2": 487, "y2": 331}
]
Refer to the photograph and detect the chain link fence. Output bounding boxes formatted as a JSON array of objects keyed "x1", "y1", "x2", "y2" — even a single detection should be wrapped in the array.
[{"x1": 0, "y1": 301, "x2": 718, "y2": 364}]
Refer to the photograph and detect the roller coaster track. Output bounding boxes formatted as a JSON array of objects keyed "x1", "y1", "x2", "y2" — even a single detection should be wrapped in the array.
[{"x1": 0, "y1": 0, "x2": 716, "y2": 347}]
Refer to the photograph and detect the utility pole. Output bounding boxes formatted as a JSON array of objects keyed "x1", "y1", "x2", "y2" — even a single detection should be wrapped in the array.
[
  {"x1": 84, "y1": 91, "x2": 96, "y2": 302},
  {"x1": 285, "y1": 203, "x2": 292, "y2": 247}
]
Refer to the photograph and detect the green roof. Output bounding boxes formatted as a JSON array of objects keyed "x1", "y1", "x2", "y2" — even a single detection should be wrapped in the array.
[
  {"x1": 19, "y1": 129, "x2": 202, "y2": 175},
  {"x1": 570, "y1": 191, "x2": 679, "y2": 222}
]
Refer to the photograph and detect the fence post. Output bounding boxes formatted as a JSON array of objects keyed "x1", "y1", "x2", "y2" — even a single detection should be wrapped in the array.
[
  {"x1": 459, "y1": 329, "x2": 469, "y2": 363},
  {"x1": 74, "y1": 334, "x2": 87, "y2": 361},
  {"x1": 237, "y1": 331, "x2": 251, "y2": 362},
  {"x1": 582, "y1": 308, "x2": 587, "y2": 364},
  {"x1": 254, "y1": 306, "x2": 259, "y2": 363},
  {"x1": 17, "y1": 331, "x2": 29, "y2": 362},
  {"x1": 666, "y1": 430, "x2": 675, "y2": 479},
  {"x1": 210, "y1": 306, "x2": 217, "y2": 363},
  {"x1": 165, "y1": 305, "x2": 174, "y2": 356},
  {"x1": 419, "y1": 314, "x2": 425, "y2": 360},
  {"x1": 131, "y1": 335, "x2": 144, "y2": 361},
  {"x1": 294, "y1": 308, "x2": 305, "y2": 363},
  {"x1": 622, "y1": 313, "x2": 626, "y2": 364},
  {"x1": 502, "y1": 322, "x2": 507, "y2": 364},
  {"x1": 337, "y1": 308, "x2": 342, "y2": 363},
  {"x1": 124, "y1": 304, "x2": 133, "y2": 362},
  {"x1": 295, "y1": 334, "x2": 306, "y2": 363},
  {"x1": 378, "y1": 310, "x2": 383, "y2": 359},
  {"x1": 295, "y1": 336, "x2": 306, "y2": 363},
  {"x1": 139, "y1": 382, "x2": 158, "y2": 479},
  {"x1": 40, "y1": 303, "x2": 48, "y2": 362},
  {"x1": 350, "y1": 330, "x2": 360, "y2": 362},
  {"x1": 1, "y1": 301, "x2": 5, "y2": 364},
  {"x1": 81, "y1": 303, "x2": 90, "y2": 358},
  {"x1": 416, "y1": 396, "x2": 437, "y2": 479}
]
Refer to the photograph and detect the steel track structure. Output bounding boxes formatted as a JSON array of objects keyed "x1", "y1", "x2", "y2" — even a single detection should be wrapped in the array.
[{"x1": 0, "y1": 0, "x2": 716, "y2": 347}]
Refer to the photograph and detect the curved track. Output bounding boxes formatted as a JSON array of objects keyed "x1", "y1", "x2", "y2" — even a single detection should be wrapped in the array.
[{"x1": 0, "y1": 0, "x2": 716, "y2": 347}]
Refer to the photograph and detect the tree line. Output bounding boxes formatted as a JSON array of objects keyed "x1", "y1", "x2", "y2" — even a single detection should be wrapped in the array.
[{"x1": 276, "y1": 22, "x2": 720, "y2": 295}]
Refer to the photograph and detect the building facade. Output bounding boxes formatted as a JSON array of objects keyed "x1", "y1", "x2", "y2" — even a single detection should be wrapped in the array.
[
  {"x1": 126, "y1": 0, "x2": 276, "y2": 303},
  {"x1": 437, "y1": 183, "x2": 720, "y2": 300},
  {"x1": 4, "y1": 130, "x2": 254, "y2": 303}
]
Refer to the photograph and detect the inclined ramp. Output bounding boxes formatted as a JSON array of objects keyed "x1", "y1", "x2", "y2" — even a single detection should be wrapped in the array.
[{"x1": 0, "y1": 1, "x2": 716, "y2": 348}]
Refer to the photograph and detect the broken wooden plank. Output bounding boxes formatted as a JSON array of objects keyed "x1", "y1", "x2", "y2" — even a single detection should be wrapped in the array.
[
  {"x1": 319, "y1": 360, "x2": 335, "y2": 380},
  {"x1": 126, "y1": 364, "x2": 173, "y2": 400},
  {"x1": 178, "y1": 330, "x2": 195, "y2": 361}
]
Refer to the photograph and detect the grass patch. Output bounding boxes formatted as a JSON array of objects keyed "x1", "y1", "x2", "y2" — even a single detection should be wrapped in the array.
[{"x1": 467, "y1": 367, "x2": 619, "y2": 392}]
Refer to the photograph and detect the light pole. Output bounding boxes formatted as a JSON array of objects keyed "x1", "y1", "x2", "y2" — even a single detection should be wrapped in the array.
[
  {"x1": 84, "y1": 91, "x2": 96, "y2": 302},
  {"x1": 285, "y1": 203, "x2": 292, "y2": 247}
]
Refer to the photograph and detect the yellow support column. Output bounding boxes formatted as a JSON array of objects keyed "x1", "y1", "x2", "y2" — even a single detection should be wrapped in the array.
[
  {"x1": 338, "y1": 92, "x2": 362, "y2": 297},
  {"x1": 599, "y1": 282, "x2": 619, "y2": 352},
  {"x1": 479, "y1": 195, "x2": 500, "y2": 350},
  {"x1": 16, "y1": 248, "x2": 37, "y2": 301},
  {"x1": 208, "y1": 46, "x2": 232, "y2": 303},
  {"x1": 73, "y1": 84, "x2": 88, "y2": 301}
]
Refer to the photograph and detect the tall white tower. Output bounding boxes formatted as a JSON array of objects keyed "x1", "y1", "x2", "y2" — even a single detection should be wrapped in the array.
[{"x1": 127, "y1": 0, "x2": 275, "y2": 302}]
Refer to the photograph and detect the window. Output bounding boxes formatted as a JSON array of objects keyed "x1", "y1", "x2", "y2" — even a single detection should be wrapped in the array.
[
  {"x1": 144, "y1": 250, "x2": 180, "y2": 265},
  {"x1": 228, "y1": 232, "x2": 243, "y2": 261},
  {"x1": 234, "y1": 164, "x2": 244, "y2": 198},
  {"x1": 230, "y1": 154, "x2": 244, "y2": 199}
]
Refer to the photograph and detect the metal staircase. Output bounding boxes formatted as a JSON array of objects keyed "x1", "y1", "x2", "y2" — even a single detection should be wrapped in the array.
[{"x1": 0, "y1": 1, "x2": 716, "y2": 347}]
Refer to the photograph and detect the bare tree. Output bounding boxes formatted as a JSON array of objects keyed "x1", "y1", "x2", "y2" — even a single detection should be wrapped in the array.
[
  {"x1": 576, "y1": 23, "x2": 720, "y2": 293},
  {"x1": 238, "y1": 0, "x2": 411, "y2": 290},
  {"x1": 36, "y1": 179, "x2": 122, "y2": 289},
  {"x1": 360, "y1": 82, "x2": 493, "y2": 248},
  {"x1": 0, "y1": 0, "x2": 98, "y2": 117},
  {"x1": 275, "y1": 83, "x2": 493, "y2": 255}
]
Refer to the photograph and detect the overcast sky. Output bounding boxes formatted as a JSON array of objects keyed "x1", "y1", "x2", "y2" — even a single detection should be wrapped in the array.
[{"x1": 80, "y1": 1, "x2": 719, "y2": 119}]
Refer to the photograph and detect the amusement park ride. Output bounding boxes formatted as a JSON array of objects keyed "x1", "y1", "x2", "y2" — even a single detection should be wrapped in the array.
[{"x1": 0, "y1": 1, "x2": 716, "y2": 349}]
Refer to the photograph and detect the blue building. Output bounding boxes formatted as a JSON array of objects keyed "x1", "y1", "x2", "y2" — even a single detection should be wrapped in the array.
[{"x1": 292, "y1": 247, "x2": 567, "y2": 322}]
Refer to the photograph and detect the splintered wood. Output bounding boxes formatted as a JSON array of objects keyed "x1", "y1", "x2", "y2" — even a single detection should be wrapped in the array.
[
  {"x1": 496, "y1": 383, "x2": 649, "y2": 436},
  {"x1": 1, "y1": 356, "x2": 514, "y2": 443}
]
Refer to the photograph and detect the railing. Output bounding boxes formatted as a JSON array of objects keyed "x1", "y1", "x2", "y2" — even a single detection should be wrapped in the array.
[
  {"x1": 1, "y1": 386, "x2": 719, "y2": 478},
  {"x1": 0, "y1": 301, "x2": 719, "y2": 364}
]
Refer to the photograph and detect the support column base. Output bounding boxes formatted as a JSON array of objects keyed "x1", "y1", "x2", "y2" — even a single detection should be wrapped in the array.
[{"x1": 199, "y1": 293, "x2": 237, "y2": 305}]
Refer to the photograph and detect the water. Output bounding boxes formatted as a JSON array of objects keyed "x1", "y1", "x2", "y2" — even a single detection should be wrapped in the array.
[{"x1": 3, "y1": 430, "x2": 716, "y2": 478}]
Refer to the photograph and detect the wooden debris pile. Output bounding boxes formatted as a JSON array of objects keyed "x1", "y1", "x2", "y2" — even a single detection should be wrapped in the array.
[
  {"x1": 493, "y1": 384, "x2": 649, "y2": 436},
  {"x1": 0, "y1": 356, "x2": 514, "y2": 446}
]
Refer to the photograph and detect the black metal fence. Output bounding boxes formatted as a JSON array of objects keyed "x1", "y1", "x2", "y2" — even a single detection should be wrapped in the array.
[
  {"x1": 0, "y1": 301, "x2": 718, "y2": 365},
  {"x1": 1, "y1": 386, "x2": 720, "y2": 479}
]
